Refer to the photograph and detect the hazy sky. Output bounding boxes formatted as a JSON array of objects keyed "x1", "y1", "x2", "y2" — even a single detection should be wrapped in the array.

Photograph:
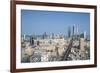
[{"x1": 21, "y1": 10, "x2": 90, "y2": 35}]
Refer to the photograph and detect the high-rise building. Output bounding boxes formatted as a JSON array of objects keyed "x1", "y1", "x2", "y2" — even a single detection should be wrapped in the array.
[
  {"x1": 23, "y1": 34, "x2": 26, "y2": 40},
  {"x1": 80, "y1": 38, "x2": 87, "y2": 59},
  {"x1": 84, "y1": 31, "x2": 86, "y2": 39},
  {"x1": 30, "y1": 36, "x2": 34, "y2": 45},
  {"x1": 76, "y1": 24, "x2": 80, "y2": 39},
  {"x1": 52, "y1": 33, "x2": 54, "y2": 39},
  {"x1": 76, "y1": 24, "x2": 78, "y2": 36},
  {"x1": 72, "y1": 25, "x2": 74, "y2": 37},
  {"x1": 72, "y1": 24, "x2": 75, "y2": 38},
  {"x1": 68, "y1": 26, "x2": 71, "y2": 38},
  {"x1": 43, "y1": 32, "x2": 47, "y2": 39}
]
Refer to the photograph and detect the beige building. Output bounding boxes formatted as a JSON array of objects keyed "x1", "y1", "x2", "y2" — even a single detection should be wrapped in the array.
[{"x1": 80, "y1": 38, "x2": 87, "y2": 58}]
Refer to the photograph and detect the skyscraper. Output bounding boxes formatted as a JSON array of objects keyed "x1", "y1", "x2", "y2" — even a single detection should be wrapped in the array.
[
  {"x1": 68, "y1": 26, "x2": 71, "y2": 38},
  {"x1": 72, "y1": 24, "x2": 75, "y2": 37},
  {"x1": 30, "y1": 36, "x2": 34, "y2": 45},
  {"x1": 84, "y1": 31, "x2": 86, "y2": 39},
  {"x1": 22, "y1": 34, "x2": 26, "y2": 41},
  {"x1": 76, "y1": 24, "x2": 79, "y2": 39}
]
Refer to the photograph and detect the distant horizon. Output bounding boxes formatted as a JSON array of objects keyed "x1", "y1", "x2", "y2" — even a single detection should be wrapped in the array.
[
  {"x1": 21, "y1": 32, "x2": 90, "y2": 36},
  {"x1": 21, "y1": 10, "x2": 90, "y2": 36}
]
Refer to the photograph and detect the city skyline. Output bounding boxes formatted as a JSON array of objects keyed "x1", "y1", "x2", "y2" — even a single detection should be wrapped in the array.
[
  {"x1": 21, "y1": 10, "x2": 90, "y2": 35},
  {"x1": 21, "y1": 10, "x2": 90, "y2": 63}
]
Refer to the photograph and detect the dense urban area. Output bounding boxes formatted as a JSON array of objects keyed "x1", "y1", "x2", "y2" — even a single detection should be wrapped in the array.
[{"x1": 21, "y1": 24, "x2": 90, "y2": 63}]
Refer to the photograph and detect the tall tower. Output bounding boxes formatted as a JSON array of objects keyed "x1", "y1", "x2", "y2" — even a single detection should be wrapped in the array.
[
  {"x1": 84, "y1": 31, "x2": 86, "y2": 39},
  {"x1": 76, "y1": 24, "x2": 79, "y2": 39},
  {"x1": 68, "y1": 26, "x2": 71, "y2": 38},
  {"x1": 30, "y1": 36, "x2": 34, "y2": 45},
  {"x1": 72, "y1": 24, "x2": 75, "y2": 37},
  {"x1": 23, "y1": 34, "x2": 26, "y2": 40},
  {"x1": 52, "y1": 33, "x2": 54, "y2": 39}
]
